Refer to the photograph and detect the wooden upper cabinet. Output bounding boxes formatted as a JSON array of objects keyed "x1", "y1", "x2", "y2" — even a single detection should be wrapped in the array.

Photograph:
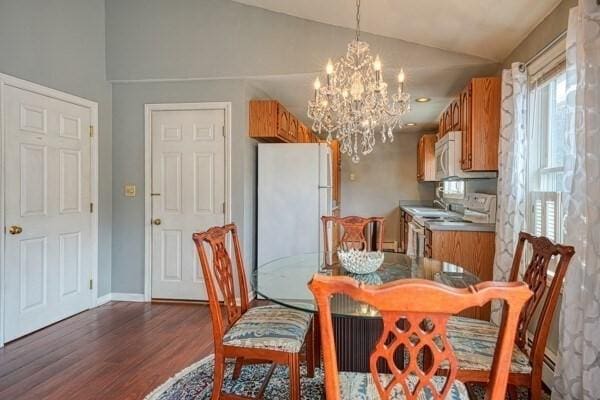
[
  {"x1": 288, "y1": 115, "x2": 298, "y2": 142},
  {"x1": 249, "y1": 100, "x2": 297, "y2": 143},
  {"x1": 436, "y1": 76, "x2": 500, "y2": 172},
  {"x1": 444, "y1": 110, "x2": 452, "y2": 136},
  {"x1": 277, "y1": 104, "x2": 290, "y2": 141},
  {"x1": 417, "y1": 134, "x2": 437, "y2": 182},
  {"x1": 460, "y1": 85, "x2": 472, "y2": 170},
  {"x1": 462, "y1": 77, "x2": 500, "y2": 171},
  {"x1": 451, "y1": 101, "x2": 460, "y2": 131}
]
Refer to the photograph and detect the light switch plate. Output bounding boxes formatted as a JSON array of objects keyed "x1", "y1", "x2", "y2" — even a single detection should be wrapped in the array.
[{"x1": 124, "y1": 184, "x2": 136, "y2": 197}]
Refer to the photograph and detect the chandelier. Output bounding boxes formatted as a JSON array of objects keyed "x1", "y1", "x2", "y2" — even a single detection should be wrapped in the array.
[{"x1": 307, "y1": 0, "x2": 411, "y2": 163}]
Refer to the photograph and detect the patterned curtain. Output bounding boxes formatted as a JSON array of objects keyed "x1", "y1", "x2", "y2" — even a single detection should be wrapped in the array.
[
  {"x1": 491, "y1": 63, "x2": 528, "y2": 324},
  {"x1": 553, "y1": 1, "x2": 600, "y2": 399}
]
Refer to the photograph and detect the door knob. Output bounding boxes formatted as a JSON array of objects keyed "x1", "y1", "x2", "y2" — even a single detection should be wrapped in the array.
[
  {"x1": 8, "y1": 225, "x2": 23, "y2": 235},
  {"x1": 152, "y1": 219, "x2": 162, "y2": 226}
]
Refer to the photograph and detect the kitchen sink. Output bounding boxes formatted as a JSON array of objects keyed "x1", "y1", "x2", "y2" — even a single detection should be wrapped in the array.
[{"x1": 403, "y1": 207, "x2": 450, "y2": 217}]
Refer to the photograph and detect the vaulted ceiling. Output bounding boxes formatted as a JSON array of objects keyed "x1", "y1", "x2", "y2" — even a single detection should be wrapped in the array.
[
  {"x1": 231, "y1": 0, "x2": 560, "y2": 133},
  {"x1": 232, "y1": 0, "x2": 562, "y2": 61}
]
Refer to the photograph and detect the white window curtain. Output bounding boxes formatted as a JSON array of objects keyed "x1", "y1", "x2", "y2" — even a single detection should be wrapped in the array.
[
  {"x1": 552, "y1": 1, "x2": 600, "y2": 399},
  {"x1": 491, "y1": 63, "x2": 528, "y2": 324}
]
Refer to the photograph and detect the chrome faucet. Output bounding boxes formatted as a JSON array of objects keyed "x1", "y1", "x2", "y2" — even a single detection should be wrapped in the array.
[{"x1": 433, "y1": 198, "x2": 450, "y2": 211}]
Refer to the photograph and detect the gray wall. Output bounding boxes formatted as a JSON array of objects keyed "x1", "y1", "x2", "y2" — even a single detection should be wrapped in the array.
[
  {"x1": 503, "y1": 0, "x2": 576, "y2": 66},
  {"x1": 341, "y1": 133, "x2": 436, "y2": 246},
  {"x1": 111, "y1": 80, "x2": 258, "y2": 293},
  {"x1": 0, "y1": 0, "x2": 113, "y2": 296},
  {"x1": 105, "y1": 0, "x2": 492, "y2": 82}
]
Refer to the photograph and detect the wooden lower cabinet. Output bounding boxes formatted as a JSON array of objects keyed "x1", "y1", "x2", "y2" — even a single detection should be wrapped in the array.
[
  {"x1": 426, "y1": 229, "x2": 495, "y2": 320},
  {"x1": 399, "y1": 210, "x2": 413, "y2": 254}
]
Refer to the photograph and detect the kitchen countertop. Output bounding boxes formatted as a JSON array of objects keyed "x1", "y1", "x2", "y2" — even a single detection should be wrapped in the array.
[{"x1": 399, "y1": 203, "x2": 495, "y2": 233}]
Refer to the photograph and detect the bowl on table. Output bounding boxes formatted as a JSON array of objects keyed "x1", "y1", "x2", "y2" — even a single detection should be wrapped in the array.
[{"x1": 337, "y1": 249, "x2": 384, "y2": 275}]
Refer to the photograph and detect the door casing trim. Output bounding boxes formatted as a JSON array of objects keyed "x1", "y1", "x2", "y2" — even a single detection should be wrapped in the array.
[
  {"x1": 144, "y1": 102, "x2": 232, "y2": 302},
  {"x1": 0, "y1": 72, "x2": 100, "y2": 347}
]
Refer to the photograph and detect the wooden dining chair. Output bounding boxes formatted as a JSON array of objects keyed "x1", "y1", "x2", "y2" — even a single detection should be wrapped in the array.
[
  {"x1": 322, "y1": 215, "x2": 385, "y2": 252},
  {"x1": 309, "y1": 275, "x2": 532, "y2": 399},
  {"x1": 448, "y1": 232, "x2": 575, "y2": 400},
  {"x1": 193, "y1": 224, "x2": 316, "y2": 400}
]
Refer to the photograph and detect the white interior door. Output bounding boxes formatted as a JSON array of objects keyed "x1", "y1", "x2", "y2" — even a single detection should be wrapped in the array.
[
  {"x1": 4, "y1": 85, "x2": 92, "y2": 342},
  {"x1": 151, "y1": 108, "x2": 225, "y2": 300}
]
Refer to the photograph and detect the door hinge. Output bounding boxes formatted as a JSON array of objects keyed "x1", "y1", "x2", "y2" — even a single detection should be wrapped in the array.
[
  {"x1": 222, "y1": 126, "x2": 225, "y2": 137},
  {"x1": 90, "y1": 202, "x2": 94, "y2": 213},
  {"x1": 89, "y1": 279, "x2": 93, "y2": 290},
  {"x1": 89, "y1": 125, "x2": 94, "y2": 137},
  {"x1": 222, "y1": 202, "x2": 226, "y2": 213}
]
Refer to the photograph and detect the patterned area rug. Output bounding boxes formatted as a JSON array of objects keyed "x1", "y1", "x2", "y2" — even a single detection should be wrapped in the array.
[{"x1": 145, "y1": 354, "x2": 543, "y2": 399}]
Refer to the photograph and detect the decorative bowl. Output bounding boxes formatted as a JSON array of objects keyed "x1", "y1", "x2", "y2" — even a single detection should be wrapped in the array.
[{"x1": 337, "y1": 249, "x2": 384, "y2": 274}]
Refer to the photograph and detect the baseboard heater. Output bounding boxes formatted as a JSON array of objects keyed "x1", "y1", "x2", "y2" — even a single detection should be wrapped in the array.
[{"x1": 527, "y1": 337, "x2": 558, "y2": 389}]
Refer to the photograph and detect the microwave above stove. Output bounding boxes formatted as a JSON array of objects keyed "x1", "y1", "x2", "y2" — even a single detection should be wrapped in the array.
[{"x1": 435, "y1": 131, "x2": 497, "y2": 180}]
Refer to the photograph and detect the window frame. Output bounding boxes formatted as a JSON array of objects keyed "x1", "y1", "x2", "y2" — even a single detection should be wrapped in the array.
[{"x1": 525, "y1": 42, "x2": 568, "y2": 279}]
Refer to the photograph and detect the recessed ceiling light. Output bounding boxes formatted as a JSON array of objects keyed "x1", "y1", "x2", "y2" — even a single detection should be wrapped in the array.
[
  {"x1": 405, "y1": 123, "x2": 417, "y2": 127},
  {"x1": 415, "y1": 97, "x2": 431, "y2": 103}
]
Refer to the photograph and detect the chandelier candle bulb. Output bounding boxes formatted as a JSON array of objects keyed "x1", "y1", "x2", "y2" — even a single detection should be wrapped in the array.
[
  {"x1": 314, "y1": 77, "x2": 321, "y2": 100},
  {"x1": 326, "y1": 59, "x2": 334, "y2": 88}
]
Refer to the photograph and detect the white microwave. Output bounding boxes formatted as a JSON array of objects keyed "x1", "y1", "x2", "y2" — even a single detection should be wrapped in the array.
[{"x1": 435, "y1": 131, "x2": 496, "y2": 180}]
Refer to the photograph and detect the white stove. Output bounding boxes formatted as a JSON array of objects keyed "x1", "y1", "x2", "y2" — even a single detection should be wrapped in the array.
[{"x1": 463, "y1": 193, "x2": 497, "y2": 224}]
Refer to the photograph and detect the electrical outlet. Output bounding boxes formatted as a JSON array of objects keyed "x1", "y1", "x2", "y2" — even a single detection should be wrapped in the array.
[{"x1": 124, "y1": 184, "x2": 136, "y2": 197}]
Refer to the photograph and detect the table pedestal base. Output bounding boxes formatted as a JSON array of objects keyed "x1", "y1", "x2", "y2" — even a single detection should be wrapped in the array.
[{"x1": 332, "y1": 315, "x2": 404, "y2": 373}]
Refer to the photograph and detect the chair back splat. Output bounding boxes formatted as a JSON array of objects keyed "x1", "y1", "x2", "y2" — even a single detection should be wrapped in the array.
[
  {"x1": 322, "y1": 215, "x2": 385, "y2": 252},
  {"x1": 192, "y1": 224, "x2": 249, "y2": 346},
  {"x1": 508, "y1": 232, "x2": 575, "y2": 372},
  {"x1": 309, "y1": 276, "x2": 533, "y2": 400}
]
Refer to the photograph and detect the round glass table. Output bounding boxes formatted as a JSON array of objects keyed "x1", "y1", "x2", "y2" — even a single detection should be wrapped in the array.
[
  {"x1": 254, "y1": 252, "x2": 480, "y2": 372},
  {"x1": 254, "y1": 252, "x2": 480, "y2": 318}
]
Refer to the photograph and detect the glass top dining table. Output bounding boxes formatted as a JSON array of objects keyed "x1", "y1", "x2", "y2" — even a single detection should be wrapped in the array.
[{"x1": 253, "y1": 252, "x2": 480, "y2": 318}]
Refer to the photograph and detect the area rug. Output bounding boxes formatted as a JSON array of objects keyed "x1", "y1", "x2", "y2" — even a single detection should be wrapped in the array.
[{"x1": 145, "y1": 354, "x2": 543, "y2": 399}]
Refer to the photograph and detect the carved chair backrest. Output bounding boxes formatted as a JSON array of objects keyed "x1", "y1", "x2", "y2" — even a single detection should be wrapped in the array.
[
  {"x1": 192, "y1": 224, "x2": 250, "y2": 348},
  {"x1": 309, "y1": 275, "x2": 532, "y2": 400},
  {"x1": 508, "y1": 231, "x2": 575, "y2": 369},
  {"x1": 322, "y1": 216, "x2": 385, "y2": 252}
]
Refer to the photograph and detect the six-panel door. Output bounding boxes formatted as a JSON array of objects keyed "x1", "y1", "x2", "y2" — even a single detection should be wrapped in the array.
[
  {"x1": 151, "y1": 109, "x2": 226, "y2": 300},
  {"x1": 4, "y1": 85, "x2": 93, "y2": 341}
]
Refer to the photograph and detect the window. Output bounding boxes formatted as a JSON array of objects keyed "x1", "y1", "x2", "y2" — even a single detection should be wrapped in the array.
[
  {"x1": 527, "y1": 61, "x2": 568, "y2": 243},
  {"x1": 442, "y1": 180, "x2": 465, "y2": 200}
]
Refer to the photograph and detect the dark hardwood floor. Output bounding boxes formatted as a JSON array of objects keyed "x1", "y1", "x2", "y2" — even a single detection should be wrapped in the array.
[{"x1": 0, "y1": 301, "x2": 214, "y2": 400}]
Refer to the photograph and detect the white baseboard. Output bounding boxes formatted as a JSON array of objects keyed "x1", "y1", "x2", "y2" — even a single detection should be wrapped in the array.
[
  {"x1": 95, "y1": 291, "x2": 253, "y2": 305},
  {"x1": 96, "y1": 293, "x2": 112, "y2": 306},
  {"x1": 111, "y1": 293, "x2": 146, "y2": 302}
]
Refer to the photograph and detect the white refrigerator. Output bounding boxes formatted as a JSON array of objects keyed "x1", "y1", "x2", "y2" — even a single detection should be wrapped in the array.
[{"x1": 257, "y1": 143, "x2": 333, "y2": 267}]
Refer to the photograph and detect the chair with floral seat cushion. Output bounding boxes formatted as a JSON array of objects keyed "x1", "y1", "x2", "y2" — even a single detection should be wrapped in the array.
[
  {"x1": 448, "y1": 232, "x2": 575, "y2": 400},
  {"x1": 309, "y1": 275, "x2": 533, "y2": 400},
  {"x1": 193, "y1": 224, "x2": 315, "y2": 400}
]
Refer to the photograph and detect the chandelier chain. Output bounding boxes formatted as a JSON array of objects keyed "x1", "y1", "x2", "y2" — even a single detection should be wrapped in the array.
[{"x1": 355, "y1": 0, "x2": 361, "y2": 41}]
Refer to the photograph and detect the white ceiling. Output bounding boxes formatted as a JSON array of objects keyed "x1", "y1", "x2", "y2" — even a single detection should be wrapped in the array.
[{"x1": 233, "y1": 0, "x2": 561, "y2": 61}]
